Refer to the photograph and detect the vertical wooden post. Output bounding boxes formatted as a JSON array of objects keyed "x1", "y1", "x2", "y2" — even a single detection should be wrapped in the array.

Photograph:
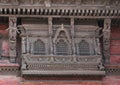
[
  {"x1": 21, "y1": 37, "x2": 26, "y2": 54},
  {"x1": 26, "y1": 35, "x2": 30, "y2": 53},
  {"x1": 48, "y1": 17, "x2": 53, "y2": 55},
  {"x1": 9, "y1": 16, "x2": 17, "y2": 63},
  {"x1": 71, "y1": 18, "x2": 75, "y2": 55},
  {"x1": 103, "y1": 18, "x2": 111, "y2": 64}
]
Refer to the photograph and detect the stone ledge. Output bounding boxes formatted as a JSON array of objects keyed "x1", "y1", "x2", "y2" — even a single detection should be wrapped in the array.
[
  {"x1": 22, "y1": 70, "x2": 105, "y2": 76},
  {"x1": 0, "y1": 63, "x2": 19, "y2": 75}
]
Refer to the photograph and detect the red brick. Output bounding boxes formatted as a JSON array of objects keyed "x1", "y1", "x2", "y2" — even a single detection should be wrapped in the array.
[
  {"x1": 110, "y1": 46, "x2": 120, "y2": 54},
  {"x1": 0, "y1": 24, "x2": 8, "y2": 30},
  {"x1": 0, "y1": 76, "x2": 20, "y2": 85},
  {"x1": 110, "y1": 56, "x2": 120, "y2": 63},
  {"x1": 103, "y1": 76, "x2": 120, "y2": 85},
  {"x1": 111, "y1": 40, "x2": 120, "y2": 45},
  {"x1": 111, "y1": 28, "x2": 120, "y2": 38},
  {"x1": 21, "y1": 81, "x2": 102, "y2": 85}
]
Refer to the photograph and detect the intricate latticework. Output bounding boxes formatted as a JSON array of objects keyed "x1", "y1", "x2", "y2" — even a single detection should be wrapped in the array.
[
  {"x1": 21, "y1": 22, "x2": 105, "y2": 76},
  {"x1": 78, "y1": 40, "x2": 90, "y2": 55},
  {"x1": 33, "y1": 39, "x2": 45, "y2": 55},
  {"x1": 56, "y1": 39, "x2": 68, "y2": 55}
]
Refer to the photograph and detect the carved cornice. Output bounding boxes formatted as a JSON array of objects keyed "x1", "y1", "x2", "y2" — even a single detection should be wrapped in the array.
[
  {"x1": 0, "y1": 7, "x2": 119, "y2": 18},
  {"x1": 0, "y1": 0, "x2": 120, "y2": 7},
  {"x1": 0, "y1": 1, "x2": 119, "y2": 18}
]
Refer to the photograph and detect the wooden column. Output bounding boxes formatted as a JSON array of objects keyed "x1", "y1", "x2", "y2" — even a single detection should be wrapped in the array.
[
  {"x1": 8, "y1": 16, "x2": 17, "y2": 63},
  {"x1": 103, "y1": 18, "x2": 111, "y2": 64},
  {"x1": 26, "y1": 35, "x2": 30, "y2": 53},
  {"x1": 48, "y1": 17, "x2": 53, "y2": 55},
  {"x1": 71, "y1": 18, "x2": 75, "y2": 55},
  {"x1": 21, "y1": 37, "x2": 26, "y2": 54}
]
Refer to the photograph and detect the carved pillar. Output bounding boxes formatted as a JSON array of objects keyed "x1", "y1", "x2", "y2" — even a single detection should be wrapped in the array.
[
  {"x1": 71, "y1": 18, "x2": 75, "y2": 55},
  {"x1": 9, "y1": 16, "x2": 17, "y2": 63},
  {"x1": 21, "y1": 37, "x2": 26, "y2": 54},
  {"x1": 26, "y1": 35, "x2": 30, "y2": 53},
  {"x1": 103, "y1": 19, "x2": 111, "y2": 64},
  {"x1": 48, "y1": 17, "x2": 53, "y2": 55}
]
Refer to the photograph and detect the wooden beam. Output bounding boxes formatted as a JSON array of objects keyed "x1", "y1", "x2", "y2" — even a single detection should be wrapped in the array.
[
  {"x1": 110, "y1": 10, "x2": 114, "y2": 16},
  {"x1": 40, "y1": 9, "x2": 43, "y2": 15},
  {"x1": 0, "y1": 14, "x2": 120, "y2": 19}
]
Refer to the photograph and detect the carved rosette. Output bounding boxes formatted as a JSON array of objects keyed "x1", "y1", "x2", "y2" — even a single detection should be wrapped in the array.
[
  {"x1": 103, "y1": 19, "x2": 111, "y2": 64},
  {"x1": 9, "y1": 16, "x2": 17, "y2": 62}
]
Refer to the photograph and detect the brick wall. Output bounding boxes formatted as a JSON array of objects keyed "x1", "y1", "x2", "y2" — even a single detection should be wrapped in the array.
[
  {"x1": 0, "y1": 76, "x2": 20, "y2": 85},
  {"x1": 110, "y1": 28, "x2": 120, "y2": 63},
  {"x1": 21, "y1": 81, "x2": 102, "y2": 85},
  {"x1": 0, "y1": 76, "x2": 120, "y2": 85},
  {"x1": 103, "y1": 76, "x2": 120, "y2": 85}
]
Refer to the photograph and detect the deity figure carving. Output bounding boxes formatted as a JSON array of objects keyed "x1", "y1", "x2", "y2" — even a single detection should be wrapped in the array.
[
  {"x1": 7, "y1": 27, "x2": 19, "y2": 41},
  {"x1": 7, "y1": 17, "x2": 19, "y2": 41},
  {"x1": 103, "y1": 20, "x2": 111, "y2": 42},
  {"x1": 103, "y1": 19, "x2": 111, "y2": 63}
]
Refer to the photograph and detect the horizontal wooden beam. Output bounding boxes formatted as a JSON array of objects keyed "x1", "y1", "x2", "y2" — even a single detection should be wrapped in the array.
[
  {"x1": 0, "y1": 7, "x2": 120, "y2": 17},
  {"x1": 0, "y1": 14, "x2": 120, "y2": 19}
]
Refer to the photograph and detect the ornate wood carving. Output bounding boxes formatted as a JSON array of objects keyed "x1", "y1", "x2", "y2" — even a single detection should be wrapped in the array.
[
  {"x1": 48, "y1": 17, "x2": 53, "y2": 55},
  {"x1": 103, "y1": 19, "x2": 111, "y2": 64},
  {"x1": 53, "y1": 24, "x2": 71, "y2": 43},
  {"x1": 21, "y1": 54, "x2": 105, "y2": 75},
  {"x1": 20, "y1": 18, "x2": 105, "y2": 75},
  {"x1": 22, "y1": 37, "x2": 27, "y2": 54},
  {"x1": 44, "y1": 0, "x2": 51, "y2": 7},
  {"x1": 53, "y1": 24, "x2": 72, "y2": 55},
  {"x1": 71, "y1": 18, "x2": 76, "y2": 55},
  {"x1": 0, "y1": 0, "x2": 119, "y2": 6},
  {"x1": 8, "y1": 16, "x2": 17, "y2": 62}
]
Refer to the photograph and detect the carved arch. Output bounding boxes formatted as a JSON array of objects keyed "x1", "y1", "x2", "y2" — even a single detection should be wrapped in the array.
[
  {"x1": 55, "y1": 39, "x2": 69, "y2": 55},
  {"x1": 53, "y1": 25, "x2": 72, "y2": 55},
  {"x1": 33, "y1": 39, "x2": 45, "y2": 55},
  {"x1": 53, "y1": 27, "x2": 71, "y2": 43},
  {"x1": 77, "y1": 40, "x2": 90, "y2": 55}
]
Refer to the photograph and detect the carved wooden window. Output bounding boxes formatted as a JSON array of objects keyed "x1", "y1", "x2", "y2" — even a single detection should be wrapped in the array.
[
  {"x1": 78, "y1": 40, "x2": 90, "y2": 55},
  {"x1": 33, "y1": 39, "x2": 45, "y2": 55},
  {"x1": 56, "y1": 39, "x2": 68, "y2": 55}
]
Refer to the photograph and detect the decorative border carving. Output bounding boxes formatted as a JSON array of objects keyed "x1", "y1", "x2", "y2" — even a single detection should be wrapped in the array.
[{"x1": 0, "y1": 0, "x2": 119, "y2": 6}]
